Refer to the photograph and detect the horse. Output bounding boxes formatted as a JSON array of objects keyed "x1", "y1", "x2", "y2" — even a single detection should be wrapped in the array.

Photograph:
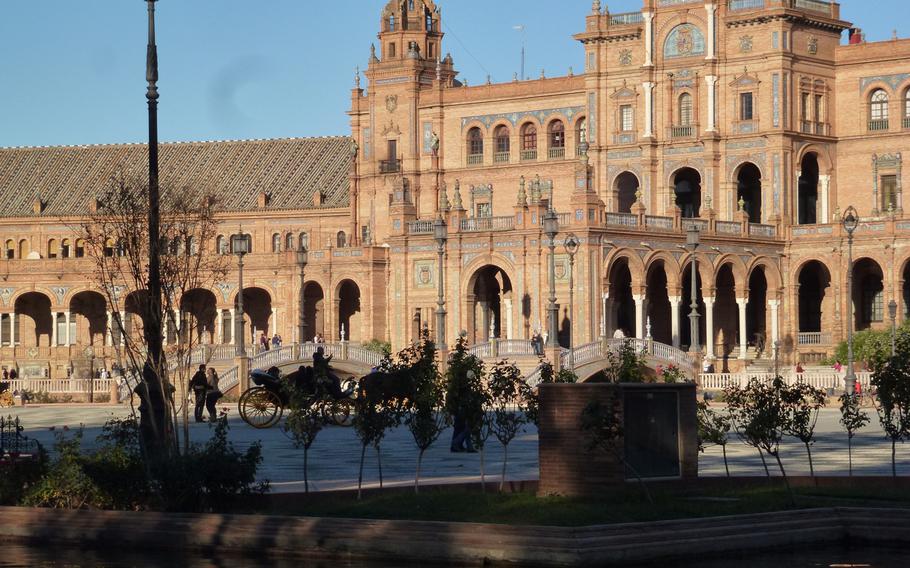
[{"x1": 356, "y1": 369, "x2": 416, "y2": 410}]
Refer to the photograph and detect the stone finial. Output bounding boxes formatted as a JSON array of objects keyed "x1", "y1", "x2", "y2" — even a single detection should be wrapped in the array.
[
  {"x1": 704, "y1": 194, "x2": 713, "y2": 210},
  {"x1": 439, "y1": 181, "x2": 451, "y2": 211},
  {"x1": 370, "y1": 43, "x2": 379, "y2": 63},
  {"x1": 568, "y1": 66, "x2": 574, "y2": 77},
  {"x1": 354, "y1": 66, "x2": 361, "y2": 89},
  {"x1": 540, "y1": 69, "x2": 546, "y2": 79},
  {"x1": 486, "y1": 74, "x2": 492, "y2": 85},
  {"x1": 436, "y1": 58, "x2": 442, "y2": 81},
  {"x1": 463, "y1": 79, "x2": 469, "y2": 87},
  {"x1": 513, "y1": 72, "x2": 519, "y2": 82},
  {"x1": 738, "y1": 196, "x2": 745, "y2": 212},
  {"x1": 453, "y1": 179, "x2": 464, "y2": 210},
  {"x1": 592, "y1": 0, "x2": 601, "y2": 13},
  {"x1": 635, "y1": 188, "x2": 643, "y2": 204},
  {"x1": 517, "y1": 176, "x2": 528, "y2": 207}
]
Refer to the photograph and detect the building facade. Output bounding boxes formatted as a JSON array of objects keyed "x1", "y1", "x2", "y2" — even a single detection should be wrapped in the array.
[{"x1": 1, "y1": 0, "x2": 909, "y2": 380}]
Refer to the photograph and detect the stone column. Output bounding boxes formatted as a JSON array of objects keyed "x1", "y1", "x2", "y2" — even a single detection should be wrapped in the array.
[
  {"x1": 270, "y1": 307, "x2": 277, "y2": 335},
  {"x1": 229, "y1": 308, "x2": 236, "y2": 345},
  {"x1": 106, "y1": 311, "x2": 114, "y2": 347},
  {"x1": 769, "y1": 299, "x2": 781, "y2": 345},
  {"x1": 504, "y1": 297, "x2": 514, "y2": 340},
  {"x1": 64, "y1": 311, "x2": 71, "y2": 346},
  {"x1": 643, "y1": 11, "x2": 655, "y2": 67},
  {"x1": 819, "y1": 174, "x2": 830, "y2": 223},
  {"x1": 704, "y1": 297, "x2": 716, "y2": 359},
  {"x1": 216, "y1": 310, "x2": 224, "y2": 345},
  {"x1": 9, "y1": 312, "x2": 14, "y2": 346},
  {"x1": 737, "y1": 298, "x2": 748, "y2": 360},
  {"x1": 643, "y1": 82, "x2": 656, "y2": 137},
  {"x1": 51, "y1": 312, "x2": 58, "y2": 347},
  {"x1": 705, "y1": 75, "x2": 718, "y2": 133},
  {"x1": 704, "y1": 3, "x2": 717, "y2": 60},
  {"x1": 669, "y1": 296, "x2": 682, "y2": 348},
  {"x1": 633, "y1": 294, "x2": 646, "y2": 339}
]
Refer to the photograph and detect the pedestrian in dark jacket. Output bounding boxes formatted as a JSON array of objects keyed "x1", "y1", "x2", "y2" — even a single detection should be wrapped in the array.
[
  {"x1": 189, "y1": 364, "x2": 208, "y2": 423},
  {"x1": 205, "y1": 368, "x2": 222, "y2": 421}
]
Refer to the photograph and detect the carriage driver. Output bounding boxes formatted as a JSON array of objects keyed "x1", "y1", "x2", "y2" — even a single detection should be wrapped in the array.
[{"x1": 313, "y1": 346, "x2": 343, "y2": 399}]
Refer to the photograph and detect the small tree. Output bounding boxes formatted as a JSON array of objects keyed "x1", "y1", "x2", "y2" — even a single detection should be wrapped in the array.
[
  {"x1": 871, "y1": 333, "x2": 910, "y2": 477},
  {"x1": 838, "y1": 393, "x2": 870, "y2": 476},
  {"x1": 581, "y1": 397, "x2": 653, "y2": 504},
  {"x1": 697, "y1": 400, "x2": 732, "y2": 476},
  {"x1": 782, "y1": 382, "x2": 827, "y2": 478},
  {"x1": 603, "y1": 341, "x2": 648, "y2": 383},
  {"x1": 352, "y1": 393, "x2": 397, "y2": 500},
  {"x1": 282, "y1": 403, "x2": 325, "y2": 494},
  {"x1": 401, "y1": 332, "x2": 446, "y2": 493},
  {"x1": 724, "y1": 377, "x2": 794, "y2": 503},
  {"x1": 488, "y1": 361, "x2": 533, "y2": 492},
  {"x1": 445, "y1": 336, "x2": 490, "y2": 487}
]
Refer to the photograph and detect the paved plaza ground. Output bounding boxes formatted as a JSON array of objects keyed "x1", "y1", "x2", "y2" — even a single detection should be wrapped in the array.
[{"x1": 9, "y1": 403, "x2": 910, "y2": 492}]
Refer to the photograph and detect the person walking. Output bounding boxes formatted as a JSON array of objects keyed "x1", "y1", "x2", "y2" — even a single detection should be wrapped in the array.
[
  {"x1": 271, "y1": 333, "x2": 280, "y2": 349},
  {"x1": 205, "y1": 368, "x2": 223, "y2": 422},
  {"x1": 449, "y1": 370, "x2": 476, "y2": 453},
  {"x1": 189, "y1": 364, "x2": 208, "y2": 423},
  {"x1": 259, "y1": 332, "x2": 270, "y2": 353}
]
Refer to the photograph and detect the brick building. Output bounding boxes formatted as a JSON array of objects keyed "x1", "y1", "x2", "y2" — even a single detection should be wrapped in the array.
[{"x1": 0, "y1": 0, "x2": 908, "y2": 380}]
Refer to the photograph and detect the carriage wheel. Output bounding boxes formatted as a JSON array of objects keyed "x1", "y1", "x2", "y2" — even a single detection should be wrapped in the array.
[
  {"x1": 0, "y1": 391, "x2": 12, "y2": 408},
  {"x1": 238, "y1": 387, "x2": 283, "y2": 429},
  {"x1": 327, "y1": 399, "x2": 354, "y2": 427}
]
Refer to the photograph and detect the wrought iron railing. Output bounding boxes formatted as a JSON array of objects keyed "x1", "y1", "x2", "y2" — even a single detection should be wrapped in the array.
[{"x1": 379, "y1": 159, "x2": 401, "y2": 173}]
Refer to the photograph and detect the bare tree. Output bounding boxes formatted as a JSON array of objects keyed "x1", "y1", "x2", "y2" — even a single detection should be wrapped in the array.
[{"x1": 77, "y1": 172, "x2": 228, "y2": 460}]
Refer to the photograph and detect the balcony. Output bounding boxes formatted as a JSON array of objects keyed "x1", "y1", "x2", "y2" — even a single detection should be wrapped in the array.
[
  {"x1": 903, "y1": 117, "x2": 910, "y2": 129},
  {"x1": 608, "y1": 12, "x2": 644, "y2": 25},
  {"x1": 869, "y1": 119, "x2": 889, "y2": 132},
  {"x1": 379, "y1": 159, "x2": 401, "y2": 174},
  {"x1": 670, "y1": 125, "x2": 695, "y2": 139},
  {"x1": 466, "y1": 154, "x2": 483, "y2": 166},
  {"x1": 749, "y1": 223, "x2": 776, "y2": 237},
  {"x1": 728, "y1": 0, "x2": 764, "y2": 10},
  {"x1": 407, "y1": 220, "x2": 435, "y2": 235},
  {"x1": 494, "y1": 151, "x2": 510, "y2": 164},
  {"x1": 794, "y1": 0, "x2": 832, "y2": 14},
  {"x1": 520, "y1": 149, "x2": 538, "y2": 161},
  {"x1": 460, "y1": 216, "x2": 515, "y2": 232},
  {"x1": 798, "y1": 332, "x2": 832, "y2": 346},
  {"x1": 548, "y1": 147, "x2": 566, "y2": 160},
  {"x1": 605, "y1": 212, "x2": 638, "y2": 228}
]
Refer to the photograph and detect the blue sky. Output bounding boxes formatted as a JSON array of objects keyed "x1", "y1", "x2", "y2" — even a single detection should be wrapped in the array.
[{"x1": 0, "y1": 1, "x2": 905, "y2": 148}]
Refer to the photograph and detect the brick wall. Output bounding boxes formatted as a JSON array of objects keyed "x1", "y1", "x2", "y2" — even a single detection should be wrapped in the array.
[{"x1": 538, "y1": 383, "x2": 698, "y2": 496}]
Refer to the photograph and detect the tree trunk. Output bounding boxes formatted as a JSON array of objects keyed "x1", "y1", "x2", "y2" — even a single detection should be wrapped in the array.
[
  {"x1": 758, "y1": 448, "x2": 771, "y2": 478},
  {"x1": 377, "y1": 445, "x2": 384, "y2": 489},
  {"x1": 304, "y1": 447, "x2": 309, "y2": 494},
  {"x1": 415, "y1": 449, "x2": 424, "y2": 494},
  {"x1": 722, "y1": 444, "x2": 730, "y2": 477},
  {"x1": 772, "y1": 451, "x2": 795, "y2": 506},
  {"x1": 357, "y1": 444, "x2": 366, "y2": 501},
  {"x1": 892, "y1": 438, "x2": 897, "y2": 478},
  {"x1": 499, "y1": 444, "x2": 508, "y2": 493},
  {"x1": 804, "y1": 442, "x2": 815, "y2": 478},
  {"x1": 480, "y1": 447, "x2": 486, "y2": 493},
  {"x1": 848, "y1": 435, "x2": 853, "y2": 477}
]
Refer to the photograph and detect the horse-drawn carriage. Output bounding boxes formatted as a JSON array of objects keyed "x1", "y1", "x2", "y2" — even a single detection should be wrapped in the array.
[
  {"x1": 238, "y1": 365, "x2": 357, "y2": 429},
  {"x1": 0, "y1": 382, "x2": 13, "y2": 408}
]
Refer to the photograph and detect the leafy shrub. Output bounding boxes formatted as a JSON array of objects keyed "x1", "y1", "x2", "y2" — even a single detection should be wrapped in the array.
[
  {"x1": 0, "y1": 453, "x2": 47, "y2": 506},
  {"x1": 362, "y1": 339, "x2": 392, "y2": 357}
]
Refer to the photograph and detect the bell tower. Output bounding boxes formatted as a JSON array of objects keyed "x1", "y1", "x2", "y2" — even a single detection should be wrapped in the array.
[{"x1": 378, "y1": 0, "x2": 443, "y2": 63}]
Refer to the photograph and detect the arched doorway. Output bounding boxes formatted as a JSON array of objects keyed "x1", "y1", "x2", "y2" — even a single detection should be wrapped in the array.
[
  {"x1": 645, "y1": 262, "x2": 672, "y2": 345},
  {"x1": 673, "y1": 168, "x2": 702, "y2": 218},
  {"x1": 736, "y1": 163, "x2": 762, "y2": 223},
  {"x1": 14, "y1": 292, "x2": 52, "y2": 347},
  {"x1": 680, "y1": 262, "x2": 706, "y2": 350},
  {"x1": 798, "y1": 154, "x2": 819, "y2": 225},
  {"x1": 746, "y1": 268, "x2": 768, "y2": 355},
  {"x1": 904, "y1": 261, "x2": 910, "y2": 319},
  {"x1": 852, "y1": 259, "x2": 884, "y2": 331},
  {"x1": 70, "y1": 291, "x2": 107, "y2": 346},
  {"x1": 615, "y1": 172, "x2": 639, "y2": 213},
  {"x1": 468, "y1": 266, "x2": 513, "y2": 343},
  {"x1": 235, "y1": 288, "x2": 273, "y2": 344},
  {"x1": 303, "y1": 282, "x2": 325, "y2": 342},
  {"x1": 714, "y1": 264, "x2": 739, "y2": 362},
  {"x1": 607, "y1": 258, "x2": 635, "y2": 338},
  {"x1": 798, "y1": 261, "x2": 831, "y2": 336},
  {"x1": 122, "y1": 290, "x2": 149, "y2": 346},
  {"x1": 180, "y1": 289, "x2": 217, "y2": 345},
  {"x1": 337, "y1": 280, "x2": 362, "y2": 342}
]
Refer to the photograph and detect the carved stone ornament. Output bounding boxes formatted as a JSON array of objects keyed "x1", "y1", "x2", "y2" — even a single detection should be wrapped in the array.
[
  {"x1": 385, "y1": 94, "x2": 398, "y2": 113},
  {"x1": 739, "y1": 35, "x2": 753, "y2": 53},
  {"x1": 380, "y1": 121, "x2": 401, "y2": 137},
  {"x1": 0, "y1": 288, "x2": 14, "y2": 307},
  {"x1": 619, "y1": 49, "x2": 633, "y2": 66},
  {"x1": 808, "y1": 36, "x2": 818, "y2": 55}
]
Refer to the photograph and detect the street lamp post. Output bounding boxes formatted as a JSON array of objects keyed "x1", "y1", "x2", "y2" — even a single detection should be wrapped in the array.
[
  {"x1": 434, "y1": 217, "x2": 448, "y2": 350},
  {"x1": 231, "y1": 232, "x2": 250, "y2": 357},
  {"x1": 296, "y1": 246, "x2": 308, "y2": 345},
  {"x1": 889, "y1": 299, "x2": 898, "y2": 357},
  {"x1": 686, "y1": 225, "x2": 701, "y2": 353},
  {"x1": 564, "y1": 234, "x2": 579, "y2": 369},
  {"x1": 543, "y1": 210, "x2": 560, "y2": 348},
  {"x1": 843, "y1": 206, "x2": 859, "y2": 395}
]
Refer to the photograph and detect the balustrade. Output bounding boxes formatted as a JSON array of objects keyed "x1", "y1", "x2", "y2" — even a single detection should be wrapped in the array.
[{"x1": 605, "y1": 212, "x2": 638, "y2": 227}]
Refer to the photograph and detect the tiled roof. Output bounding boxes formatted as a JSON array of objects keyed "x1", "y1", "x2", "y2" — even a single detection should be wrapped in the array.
[{"x1": 0, "y1": 136, "x2": 353, "y2": 218}]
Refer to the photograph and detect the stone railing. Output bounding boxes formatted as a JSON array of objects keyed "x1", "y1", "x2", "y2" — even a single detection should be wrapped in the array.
[
  {"x1": 682, "y1": 218, "x2": 709, "y2": 232},
  {"x1": 728, "y1": 0, "x2": 764, "y2": 10},
  {"x1": 6, "y1": 378, "x2": 113, "y2": 395},
  {"x1": 609, "y1": 12, "x2": 644, "y2": 25},
  {"x1": 407, "y1": 220, "x2": 435, "y2": 235},
  {"x1": 552, "y1": 338, "x2": 696, "y2": 379},
  {"x1": 794, "y1": 0, "x2": 831, "y2": 14},
  {"x1": 716, "y1": 220, "x2": 741, "y2": 234},
  {"x1": 460, "y1": 216, "x2": 515, "y2": 232},
  {"x1": 605, "y1": 212, "x2": 638, "y2": 227},
  {"x1": 699, "y1": 371, "x2": 871, "y2": 391},
  {"x1": 645, "y1": 215, "x2": 674, "y2": 230},
  {"x1": 798, "y1": 332, "x2": 833, "y2": 346},
  {"x1": 749, "y1": 223, "x2": 776, "y2": 237}
]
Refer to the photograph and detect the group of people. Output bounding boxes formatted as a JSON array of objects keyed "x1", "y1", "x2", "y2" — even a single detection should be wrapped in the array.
[
  {"x1": 189, "y1": 364, "x2": 223, "y2": 423},
  {"x1": 258, "y1": 332, "x2": 284, "y2": 353}
]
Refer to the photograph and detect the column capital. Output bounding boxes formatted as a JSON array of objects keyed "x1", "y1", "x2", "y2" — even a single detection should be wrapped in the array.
[
  {"x1": 705, "y1": 75, "x2": 718, "y2": 85},
  {"x1": 642, "y1": 81, "x2": 656, "y2": 90},
  {"x1": 768, "y1": 299, "x2": 781, "y2": 308},
  {"x1": 736, "y1": 297, "x2": 748, "y2": 307},
  {"x1": 668, "y1": 296, "x2": 682, "y2": 304},
  {"x1": 703, "y1": 296, "x2": 716, "y2": 306},
  {"x1": 642, "y1": 10, "x2": 654, "y2": 21},
  {"x1": 632, "y1": 294, "x2": 646, "y2": 303}
]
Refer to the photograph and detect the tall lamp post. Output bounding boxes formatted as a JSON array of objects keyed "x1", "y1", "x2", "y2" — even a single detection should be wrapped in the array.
[
  {"x1": 543, "y1": 210, "x2": 560, "y2": 348},
  {"x1": 686, "y1": 225, "x2": 701, "y2": 353},
  {"x1": 564, "y1": 234, "x2": 579, "y2": 369},
  {"x1": 434, "y1": 217, "x2": 448, "y2": 350},
  {"x1": 889, "y1": 299, "x2": 898, "y2": 357},
  {"x1": 231, "y1": 232, "x2": 250, "y2": 357},
  {"x1": 843, "y1": 206, "x2": 859, "y2": 395},
  {"x1": 297, "y1": 246, "x2": 308, "y2": 345}
]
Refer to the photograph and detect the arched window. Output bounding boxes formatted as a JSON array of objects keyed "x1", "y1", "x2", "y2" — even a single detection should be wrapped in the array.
[
  {"x1": 389, "y1": 15, "x2": 396, "y2": 32},
  {"x1": 271, "y1": 233, "x2": 281, "y2": 253},
  {"x1": 870, "y1": 89, "x2": 889, "y2": 130},
  {"x1": 47, "y1": 239, "x2": 58, "y2": 259},
  {"x1": 18, "y1": 239, "x2": 29, "y2": 259},
  {"x1": 169, "y1": 238, "x2": 180, "y2": 256},
  {"x1": 285, "y1": 233, "x2": 295, "y2": 251},
  {"x1": 494, "y1": 126, "x2": 510, "y2": 162},
  {"x1": 243, "y1": 234, "x2": 253, "y2": 254},
  {"x1": 61, "y1": 238, "x2": 71, "y2": 259},
  {"x1": 336, "y1": 231, "x2": 347, "y2": 248},
  {"x1": 75, "y1": 239, "x2": 85, "y2": 258},
  {"x1": 216, "y1": 235, "x2": 226, "y2": 254},
  {"x1": 467, "y1": 127, "x2": 483, "y2": 164},
  {"x1": 188, "y1": 237, "x2": 197, "y2": 255},
  {"x1": 904, "y1": 89, "x2": 910, "y2": 125},
  {"x1": 520, "y1": 123, "x2": 537, "y2": 160},
  {"x1": 4, "y1": 240, "x2": 13, "y2": 260},
  {"x1": 299, "y1": 232, "x2": 309, "y2": 250},
  {"x1": 548, "y1": 120, "x2": 565, "y2": 149},
  {"x1": 575, "y1": 117, "x2": 587, "y2": 149},
  {"x1": 678, "y1": 93, "x2": 693, "y2": 126}
]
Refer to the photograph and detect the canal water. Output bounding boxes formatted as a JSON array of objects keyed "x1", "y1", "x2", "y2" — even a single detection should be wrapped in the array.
[{"x1": 0, "y1": 544, "x2": 906, "y2": 567}]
